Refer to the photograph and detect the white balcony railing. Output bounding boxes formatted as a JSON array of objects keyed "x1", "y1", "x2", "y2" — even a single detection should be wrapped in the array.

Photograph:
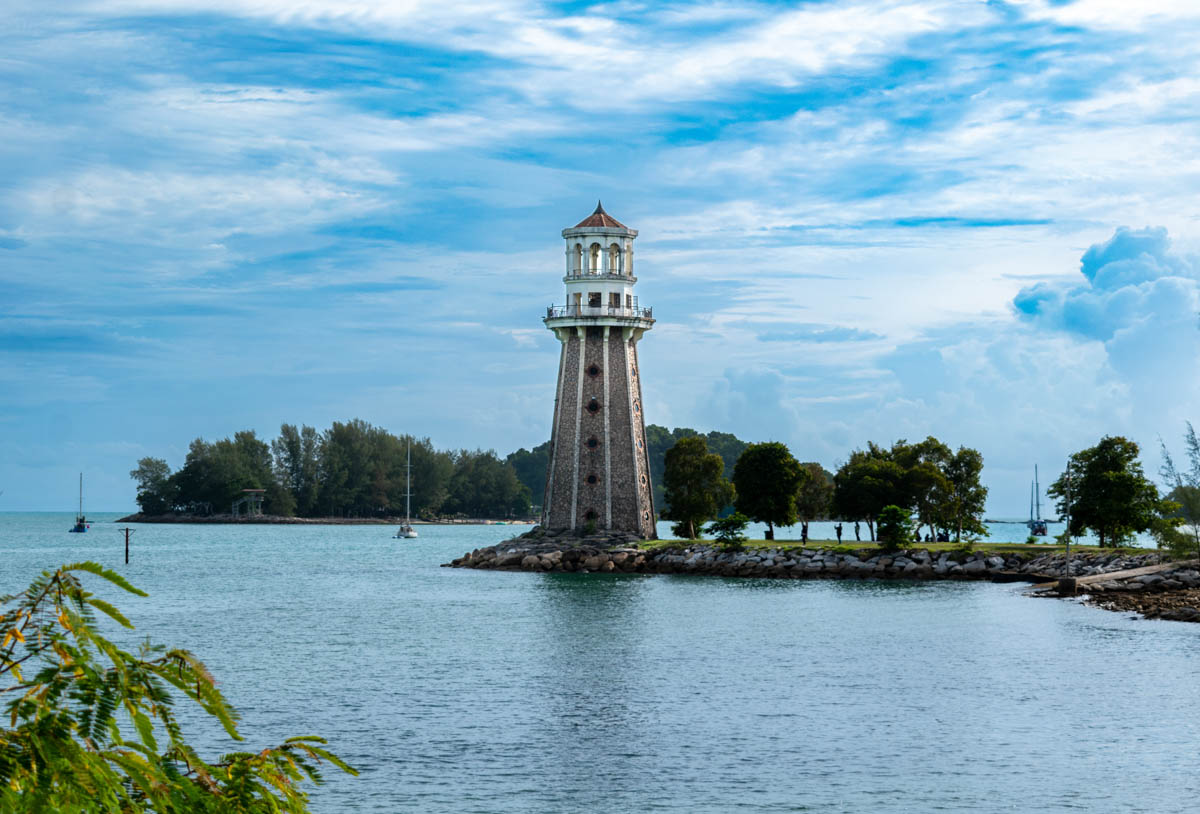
[{"x1": 546, "y1": 304, "x2": 653, "y2": 320}]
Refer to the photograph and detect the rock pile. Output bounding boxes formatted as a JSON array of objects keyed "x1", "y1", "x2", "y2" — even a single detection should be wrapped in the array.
[
  {"x1": 1079, "y1": 562, "x2": 1200, "y2": 621},
  {"x1": 1083, "y1": 562, "x2": 1200, "y2": 593},
  {"x1": 444, "y1": 531, "x2": 1163, "y2": 582}
]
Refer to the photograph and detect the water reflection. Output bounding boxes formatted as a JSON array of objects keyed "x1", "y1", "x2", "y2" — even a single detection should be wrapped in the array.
[
  {"x1": 526, "y1": 573, "x2": 661, "y2": 805},
  {"x1": 529, "y1": 572, "x2": 648, "y2": 694}
]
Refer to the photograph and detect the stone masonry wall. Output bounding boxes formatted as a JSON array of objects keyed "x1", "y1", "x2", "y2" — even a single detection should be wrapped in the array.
[
  {"x1": 605, "y1": 331, "x2": 636, "y2": 531},
  {"x1": 627, "y1": 337, "x2": 656, "y2": 538},
  {"x1": 543, "y1": 326, "x2": 654, "y2": 535},
  {"x1": 544, "y1": 330, "x2": 580, "y2": 530}
]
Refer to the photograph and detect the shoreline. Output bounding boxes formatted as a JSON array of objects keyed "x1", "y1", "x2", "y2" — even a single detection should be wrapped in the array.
[
  {"x1": 443, "y1": 533, "x2": 1158, "y2": 584},
  {"x1": 444, "y1": 530, "x2": 1200, "y2": 622},
  {"x1": 114, "y1": 512, "x2": 536, "y2": 526}
]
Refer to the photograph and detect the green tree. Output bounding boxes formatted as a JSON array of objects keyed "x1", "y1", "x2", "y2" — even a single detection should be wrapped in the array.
[
  {"x1": 795, "y1": 462, "x2": 834, "y2": 542},
  {"x1": 169, "y1": 431, "x2": 280, "y2": 516},
  {"x1": 129, "y1": 457, "x2": 175, "y2": 515},
  {"x1": 506, "y1": 441, "x2": 551, "y2": 510},
  {"x1": 832, "y1": 444, "x2": 905, "y2": 541},
  {"x1": 646, "y1": 425, "x2": 748, "y2": 513},
  {"x1": 876, "y1": 504, "x2": 913, "y2": 553},
  {"x1": 706, "y1": 512, "x2": 749, "y2": 550},
  {"x1": 407, "y1": 437, "x2": 454, "y2": 518},
  {"x1": 940, "y1": 446, "x2": 988, "y2": 542},
  {"x1": 1048, "y1": 436, "x2": 1165, "y2": 547},
  {"x1": 661, "y1": 436, "x2": 734, "y2": 539},
  {"x1": 444, "y1": 450, "x2": 531, "y2": 518},
  {"x1": 273, "y1": 424, "x2": 321, "y2": 516},
  {"x1": 0, "y1": 563, "x2": 354, "y2": 811},
  {"x1": 732, "y1": 442, "x2": 803, "y2": 539},
  {"x1": 1160, "y1": 423, "x2": 1200, "y2": 559},
  {"x1": 894, "y1": 437, "x2": 951, "y2": 541}
]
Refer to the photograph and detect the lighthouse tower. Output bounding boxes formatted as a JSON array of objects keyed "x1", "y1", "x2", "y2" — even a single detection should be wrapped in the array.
[{"x1": 542, "y1": 202, "x2": 657, "y2": 539}]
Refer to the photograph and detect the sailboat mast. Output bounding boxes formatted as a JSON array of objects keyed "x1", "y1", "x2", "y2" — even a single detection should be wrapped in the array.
[
  {"x1": 1035, "y1": 464, "x2": 1042, "y2": 522},
  {"x1": 406, "y1": 440, "x2": 412, "y2": 525},
  {"x1": 78, "y1": 472, "x2": 83, "y2": 517}
]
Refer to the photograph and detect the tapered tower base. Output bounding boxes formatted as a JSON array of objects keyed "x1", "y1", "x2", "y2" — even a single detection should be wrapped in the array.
[{"x1": 542, "y1": 325, "x2": 656, "y2": 538}]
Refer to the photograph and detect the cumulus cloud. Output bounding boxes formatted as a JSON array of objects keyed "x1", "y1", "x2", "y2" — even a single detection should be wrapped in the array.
[{"x1": 1013, "y1": 226, "x2": 1200, "y2": 341}]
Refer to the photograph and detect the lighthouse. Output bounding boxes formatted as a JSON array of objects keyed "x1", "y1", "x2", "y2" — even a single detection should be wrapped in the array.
[{"x1": 541, "y1": 202, "x2": 657, "y2": 539}]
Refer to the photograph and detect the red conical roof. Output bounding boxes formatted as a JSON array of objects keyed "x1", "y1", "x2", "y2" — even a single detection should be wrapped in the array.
[{"x1": 574, "y1": 201, "x2": 626, "y2": 229}]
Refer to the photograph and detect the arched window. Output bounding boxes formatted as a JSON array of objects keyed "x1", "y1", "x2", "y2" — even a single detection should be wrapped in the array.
[
  {"x1": 608, "y1": 243, "x2": 621, "y2": 275},
  {"x1": 589, "y1": 243, "x2": 601, "y2": 274},
  {"x1": 572, "y1": 243, "x2": 583, "y2": 275}
]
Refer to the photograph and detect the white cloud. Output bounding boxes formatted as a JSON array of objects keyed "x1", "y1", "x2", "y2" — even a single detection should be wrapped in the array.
[{"x1": 1015, "y1": 0, "x2": 1200, "y2": 28}]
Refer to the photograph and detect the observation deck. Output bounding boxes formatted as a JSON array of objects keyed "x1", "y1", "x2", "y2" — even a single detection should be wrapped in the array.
[{"x1": 544, "y1": 303, "x2": 654, "y2": 330}]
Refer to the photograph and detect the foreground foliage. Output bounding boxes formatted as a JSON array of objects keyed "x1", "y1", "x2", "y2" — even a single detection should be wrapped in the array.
[{"x1": 0, "y1": 563, "x2": 355, "y2": 812}]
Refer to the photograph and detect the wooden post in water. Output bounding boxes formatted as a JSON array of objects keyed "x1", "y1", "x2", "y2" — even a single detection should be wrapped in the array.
[{"x1": 121, "y1": 527, "x2": 134, "y2": 564}]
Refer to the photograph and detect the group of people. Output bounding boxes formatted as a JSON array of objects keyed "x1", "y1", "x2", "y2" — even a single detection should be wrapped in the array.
[{"x1": 825, "y1": 522, "x2": 949, "y2": 544}]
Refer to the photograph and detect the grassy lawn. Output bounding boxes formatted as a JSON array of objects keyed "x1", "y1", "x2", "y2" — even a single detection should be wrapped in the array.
[{"x1": 637, "y1": 538, "x2": 1148, "y2": 557}]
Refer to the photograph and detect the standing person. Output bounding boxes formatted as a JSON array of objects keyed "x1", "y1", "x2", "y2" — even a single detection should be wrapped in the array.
[
  {"x1": 835, "y1": 523, "x2": 843, "y2": 543},
  {"x1": 801, "y1": 521, "x2": 808, "y2": 544},
  {"x1": 854, "y1": 521, "x2": 861, "y2": 542}
]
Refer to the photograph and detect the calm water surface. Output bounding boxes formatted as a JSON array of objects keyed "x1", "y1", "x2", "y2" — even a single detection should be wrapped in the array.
[{"x1": 2, "y1": 513, "x2": 1196, "y2": 813}]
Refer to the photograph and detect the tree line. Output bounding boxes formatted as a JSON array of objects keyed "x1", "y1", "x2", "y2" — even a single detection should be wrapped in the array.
[
  {"x1": 132, "y1": 417, "x2": 1198, "y2": 547},
  {"x1": 131, "y1": 420, "x2": 532, "y2": 519},
  {"x1": 660, "y1": 434, "x2": 986, "y2": 543},
  {"x1": 661, "y1": 428, "x2": 1199, "y2": 550}
]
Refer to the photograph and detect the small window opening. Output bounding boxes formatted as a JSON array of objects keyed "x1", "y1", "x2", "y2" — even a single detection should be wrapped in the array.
[
  {"x1": 586, "y1": 398, "x2": 601, "y2": 414},
  {"x1": 588, "y1": 291, "x2": 602, "y2": 307}
]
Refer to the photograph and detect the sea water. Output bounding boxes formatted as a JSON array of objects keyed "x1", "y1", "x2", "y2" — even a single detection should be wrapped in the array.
[{"x1": 2, "y1": 513, "x2": 1195, "y2": 813}]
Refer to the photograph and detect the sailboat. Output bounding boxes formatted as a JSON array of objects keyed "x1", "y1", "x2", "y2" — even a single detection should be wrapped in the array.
[
  {"x1": 1028, "y1": 465, "x2": 1048, "y2": 537},
  {"x1": 394, "y1": 441, "x2": 418, "y2": 539},
  {"x1": 69, "y1": 473, "x2": 89, "y2": 533}
]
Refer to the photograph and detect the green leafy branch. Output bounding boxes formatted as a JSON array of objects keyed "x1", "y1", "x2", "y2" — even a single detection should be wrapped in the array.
[{"x1": 1, "y1": 562, "x2": 356, "y2": 812}]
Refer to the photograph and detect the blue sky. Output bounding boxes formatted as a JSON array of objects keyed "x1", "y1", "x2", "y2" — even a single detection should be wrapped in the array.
[{"x1": 3, "y1": 0, "x2": 1199, "y2": 513}]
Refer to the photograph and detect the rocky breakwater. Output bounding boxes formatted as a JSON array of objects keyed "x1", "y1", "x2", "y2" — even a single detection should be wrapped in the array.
[
  {"x1": 444, "y1": 529, "x2": 1163, "y2": 583},
  {"x1": 1080, "y1": 560, "x2": 1200, "y2": 622}
]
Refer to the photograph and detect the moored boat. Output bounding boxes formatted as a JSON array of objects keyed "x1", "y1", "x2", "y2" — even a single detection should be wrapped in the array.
[
  {"x1": 69, "y1": 473, "x2": 89, "y2": 533},
  {"x1": 1028, "y1": 465, "x2": 1048, "y2": 536},
  {"x1": 394, "y1": 441, "x2": 419, "y2": 539}
]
